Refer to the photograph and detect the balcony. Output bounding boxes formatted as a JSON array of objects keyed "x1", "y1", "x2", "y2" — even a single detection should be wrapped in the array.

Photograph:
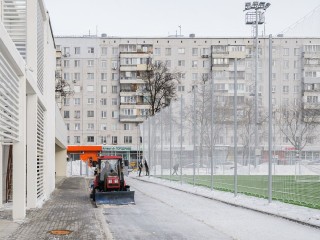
[{"x1": 304, "y1": 77, "x2": 320, "y2": 84}]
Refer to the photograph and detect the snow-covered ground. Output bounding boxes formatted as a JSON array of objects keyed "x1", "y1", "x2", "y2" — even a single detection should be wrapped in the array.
[{"x1": 132, "y1": 174, "x2": 320, "y2": 228}]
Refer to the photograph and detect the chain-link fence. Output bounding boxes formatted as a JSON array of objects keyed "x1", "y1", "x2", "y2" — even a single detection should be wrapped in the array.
[{"x1": 141, "y1": 81, "x2": 320, "y2": 209}]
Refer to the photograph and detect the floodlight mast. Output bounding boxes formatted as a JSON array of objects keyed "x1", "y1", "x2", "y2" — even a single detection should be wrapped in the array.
[{"x1": 244, "y1": 2, "x2": 270, "y2": 167}]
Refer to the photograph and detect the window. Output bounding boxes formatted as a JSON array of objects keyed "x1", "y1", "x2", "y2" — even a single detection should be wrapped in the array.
[
  {"x1": 283, "y1": 60, "x2": 289, "y2": 69},
  {"x1": 74, "y1": 136, "x2": 80, "y2": 144},
  {"x1": 66, "y1": 123, "x2": 70, "y2": 130},
  {"x1": 100, "y1": 136, "x2": 107, "y2": 144},
  {"x1": 99, "y1": 73, "x2": 106, "y2": 81},
  {"x1": 178, "y1": 48, "x2": 185, "y2": 54},
  {"x1": 64, "y1": 111, "x2": 70, "y2": 118},
  {"x1": 63, "y1": 47, "x2": 70, "y2": 55},
  {"x1": 294, "y1": 85, "x2": 300, "y2": 93},
  {"x1": 88, "y1": 47, "x2": 94, "y2": 53},
  {"x1": 203, "y1": 60, "x2": 209, "y2": 68},
  {"x1": 112, "y1": 111, "x2": 119, "y2": 118},
  {"x1": 74, "y1": 110, "x2": 80, "y2": 118},
  {"x1": 272, "y1": 86, "x2": 276, "y2": 93},
  {"x1": 100, "y1": 98, "x2": 107, "y2": 105},
  {"x1": 178, "y1": 60, "x2": 185, "y2": 67},
  {"x1": 192, "y1": 48, "x2": 198, "y2": 56},
  {"x1": 74, "y1": 123, "x2": 80, "y2": 130},
  {"x1": 201, "y1": 48, "x2": 209, "y2": 55},
  {"x1": 74, "y1": 60, "x2": 80, "y2": 67},
  {"x1": 67, "y1": 136, "x2": 70, "y2": 144},
  {"x1": 87, "y1": 111, "x2": 94, "y2": 117},
  {"x1": 154, "y1": 48, "x2": 161, "y2": 55},
  {"x1": 165, "y1": 48, "x2": 171, "y2": 56},
  {"x1": 112, "y1": 86, "x2": 118, "y2": 93},
  {"x1": 112, "y1": 47, "x2": 119, "y2": 55},
  {"x1": 74, "y1": 47, "x2": 80, "y2": 54},
  {"x1": 87, "y1": 98, "x2": 94, "y2": 104},
  {"x1": 63, "y1": 73, "x2": 70, "y2": 81},
  {"x1": 178, "y1": 86, "x2": 185, "y2": 92},
  {"x1": 101, "y1": 85, "x2": 107, "y2": 93},
  {"x1": 87, "y1": 136, "x2": 94, "y2": 143},
  {"x1": 101, "y1": 124, "x2": 107, "y2": 131},
  {"x1": 272, "y1": 73, "x2": 276, "y2": 80},
  {"x1": 165, "y1": 60, "x2": 171, "y2": 68},
  {"x1": 64, "y1": 60, "x2": 69, "y2": 67},
  {"x1": 124, "y1": 123, "x2": 130, "y2": 130},
  {"x1": 74, "y1": 98, "x2": 80, "y2": 105},
  {"x1": 88, "y1": 60, "x2": 94, "y2": 67},
  {"x1": 294, "y1": 73, "x2": 300, "y2": 80},
  {"x1": 87, "y1": 85, "x2": 94, "y2": 92},
  {"x1": 192, "y1": 60, "x2": 198, "y2": 68},
  {"x1": 283, "y1": 48, "x2": 289, "y2": 56},
  {"x1": 101, "y1": 60, "x2": 107, "y2": 68},
  {"x1": 101, "y1": 111, "x2": 107, "y2": 118},
  {"x1": 112, "y1": 136, "x2": 118, "y2": 144},
  {"x1": 74, "y1": 73, "x2": 80, "y2": 81},
  {"x1": 63, "y1": 98, "x2": 70, "y2": 106},
  {"x1": 112, "y1": 73, "x2": 118, "y2": 80},
  {"x1": 112, "y1": 98, "x2": 118, "y2": 105},
  {"x1": 112, "y1": 60, "x2": 118, "y2": 70},
  {"x1": 283, "y1": 86, "x2": 289, "y2": 93},
  {"x1": 178, "y1": 73, "x2": 185, "y2": 80},
  {"x1": 294, "y1": 60, "x2": 300, "y2": 68},
  {"x1": 192, "y1": 73, "x2": 198, "y2": 81},
  {"x1": 124, "y1": 136, "x2": 132, "y2": 143},
  {"x1": 101, "y1": 47, "x2": 107, "y2": 55},
  {"x1": 87, "y1": 73, "x2": 94, "y2": 80},
  {"x1": 283, "y1": 73, "x2": 289, "y2": 81},
  {"x1": 294, "y1": 48, "x2": 300, "y2": 56},
  {"x1": 87, "y1": 123, "x2": 94, "y2": 130}
]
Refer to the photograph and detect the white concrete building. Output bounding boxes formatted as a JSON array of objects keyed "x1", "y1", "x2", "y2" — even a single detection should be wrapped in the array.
[
  {"x1": 56, "y1": 35, "x2": 320, "y2": 162},
  {"x1": 0, "y1": 0, "x2": 67, "y2": 220}
]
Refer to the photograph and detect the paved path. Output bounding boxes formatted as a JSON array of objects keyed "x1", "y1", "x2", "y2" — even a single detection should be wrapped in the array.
[{"x1": 2, "y1": 177, "x2": 112, "y2": 240}]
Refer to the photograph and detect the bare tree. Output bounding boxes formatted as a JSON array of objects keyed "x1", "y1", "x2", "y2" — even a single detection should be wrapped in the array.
[
  {"x1": 276, "y1": 102, "x2": 319, "y2": 158},
  {"x1": 141, "y1": 61, "x2": 180, "y2": 116},
  {"x1": 55, "y1": 70, "x2": 74, "y2": 107}
]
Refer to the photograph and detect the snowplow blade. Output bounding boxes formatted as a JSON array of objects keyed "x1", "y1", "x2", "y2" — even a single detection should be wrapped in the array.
[{"x1": 95, "y1": 191, "x2": 135, "y2": 205}]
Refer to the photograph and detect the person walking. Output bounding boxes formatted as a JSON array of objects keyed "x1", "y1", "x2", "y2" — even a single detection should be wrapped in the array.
[
  {"x1": 172, "y1": 163, "x2": 179, "y2": 175},
  {"x1": 138, "y1": 160, "x2": 143, "y2": 177},
  {"x1": 144, "y1": 159, "x2": 149, "y2": 176}
]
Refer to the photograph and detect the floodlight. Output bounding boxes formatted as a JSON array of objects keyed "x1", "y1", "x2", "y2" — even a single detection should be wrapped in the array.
[
  {"x1": 258, "y1": 2, "x2": 266, "y2": 8},
  {"x1": 252, "y1": 1, "x2": 259, "y2": 8},
  {"x1": 264, "y1": 2, "x2": 271, "y2": 10},
  {"x1": 245, "y1": 2, "x2": 251, "y2": 10}
]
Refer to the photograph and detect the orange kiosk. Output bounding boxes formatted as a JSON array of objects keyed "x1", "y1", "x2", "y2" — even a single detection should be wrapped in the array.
[{"x1": 67, "y1": 146, "x2": 102, "y2": 165}]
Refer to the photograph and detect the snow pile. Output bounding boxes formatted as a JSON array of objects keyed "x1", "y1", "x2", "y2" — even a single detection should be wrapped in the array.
[{"x1": 134, "y1": 175, "x2": 320, "y2": 228}]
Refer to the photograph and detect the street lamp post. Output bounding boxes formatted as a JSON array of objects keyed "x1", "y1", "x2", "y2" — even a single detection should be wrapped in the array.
[{"x1": 244, "y1": 2, "x2": 271, "y2": 167}]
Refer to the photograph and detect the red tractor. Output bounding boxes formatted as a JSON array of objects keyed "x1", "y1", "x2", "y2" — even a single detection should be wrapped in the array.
[{"x1": 90, "y1": 156, "x2": 135, "y2": 205}]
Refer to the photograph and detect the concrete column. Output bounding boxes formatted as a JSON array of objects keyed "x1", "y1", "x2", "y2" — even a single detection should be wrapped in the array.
[
  {"x1": 13, "y1": 77, "x2": 27, "y2": 220},
  {"x1": 27, "y1": 94, "x2": 37, "y2": 209},
  {"x1": 55, "y1": 148, "x2": 67, "y2": 177}
]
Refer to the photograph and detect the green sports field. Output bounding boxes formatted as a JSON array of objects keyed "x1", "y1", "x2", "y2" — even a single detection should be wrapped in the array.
[{"x1": 157, "y1": 175, "x2": 320, "y2": 209}]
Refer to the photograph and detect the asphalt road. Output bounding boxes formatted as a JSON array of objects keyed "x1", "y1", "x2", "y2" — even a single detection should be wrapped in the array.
[
  {"x1": 101, "y1": 177, "x2": 320, "y2": 240},
  {"x1": 100, "y1": 178, "x2": 231, "y2": 240}
]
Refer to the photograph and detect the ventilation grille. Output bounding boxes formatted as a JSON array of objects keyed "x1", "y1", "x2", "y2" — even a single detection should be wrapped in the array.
[
  {"x1": 37, "y1": 1, "x2": 44, "y2": 94},
  {"x1": 0, "y1": 53, "x2": 20, "y2": 143},
  {"x1": 37, "y1": 103, "x2": 45, "y2": 199},
  {"x1": 3, "y1": 0, "x2": 27, "y2": 59}
]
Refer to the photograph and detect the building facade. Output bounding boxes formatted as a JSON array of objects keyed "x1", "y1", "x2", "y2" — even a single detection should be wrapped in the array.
[
  {"x1": 56, "y1": 35, "x2": 320, "y2": 162},
  {"x1": 0, "y1": 0, "x2": 67, "y2": 220}
]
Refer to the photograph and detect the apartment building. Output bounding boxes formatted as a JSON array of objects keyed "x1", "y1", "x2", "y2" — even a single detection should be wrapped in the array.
[
  {"x1": 56, "y1": 35, "x2": 320, "y2": 161},
  {"x1": 0, "y1": 0, "x2": 67, "y2": 220}
]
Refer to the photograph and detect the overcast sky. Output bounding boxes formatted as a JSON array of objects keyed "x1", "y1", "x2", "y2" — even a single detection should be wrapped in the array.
[{"x1": 44, "y1": 0, "x2": 320, "y2": 37}]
